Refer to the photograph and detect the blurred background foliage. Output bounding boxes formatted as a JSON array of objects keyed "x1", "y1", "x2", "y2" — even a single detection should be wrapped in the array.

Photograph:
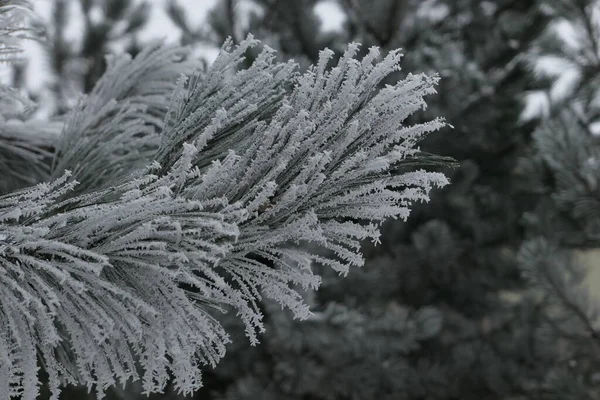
[{"x1": 4, "y1": 0, "x2": 600, "y2": 398}]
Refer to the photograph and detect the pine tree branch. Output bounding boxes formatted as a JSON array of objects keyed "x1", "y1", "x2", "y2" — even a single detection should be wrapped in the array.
[{"x1": 0, "y1": 36, "x2": 450, "y2": 399}]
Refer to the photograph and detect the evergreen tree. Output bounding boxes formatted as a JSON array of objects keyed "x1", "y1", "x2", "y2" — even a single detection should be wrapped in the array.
[
  {"x1": 161, "y1": 0, "x2": 600, "y2": 399},
  {"x1": 32, "y1": 0, "x2": 151, "y2": 113},
  {"x1": 4, "y1": 0, "x2": 600, "y2": 399}
]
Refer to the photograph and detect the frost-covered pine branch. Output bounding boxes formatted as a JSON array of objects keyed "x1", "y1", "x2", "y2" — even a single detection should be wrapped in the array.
[
  {"x1": 0, "y1": 31, "x2": 450, "y2": 399},
  {"x1": 0, "y1": 1, "x2": 197, "y2": 196},
  {"x1": 50, "y1": 42, "x2": 198, "y2": 197}
]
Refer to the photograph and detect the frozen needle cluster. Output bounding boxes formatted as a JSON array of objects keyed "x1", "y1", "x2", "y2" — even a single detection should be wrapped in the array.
[{"x1": 0, "y1": 12, "x2": 449, "y2": 398}]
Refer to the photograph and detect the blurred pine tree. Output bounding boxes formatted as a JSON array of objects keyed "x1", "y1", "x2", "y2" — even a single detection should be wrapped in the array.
[
  {"x1": 15, "y1": 0, "x2": 151, "y2": 114},
  {"x1": 162, "y1": 1, "x2": 600, "y2": 399}
]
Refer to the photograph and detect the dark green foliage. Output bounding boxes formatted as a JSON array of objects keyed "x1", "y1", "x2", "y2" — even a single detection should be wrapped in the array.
[
  {"x1": 183, "y1": 1, "x2": 600, "y2": 399},
  {"x1": 520, "y1": 113, "x2": 600, "y2": 246}
]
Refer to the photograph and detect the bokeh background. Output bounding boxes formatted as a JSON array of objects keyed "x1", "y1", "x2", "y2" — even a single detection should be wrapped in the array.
[{"x1": 4, "y1": 0, "x2": 600, "y2": 399}]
